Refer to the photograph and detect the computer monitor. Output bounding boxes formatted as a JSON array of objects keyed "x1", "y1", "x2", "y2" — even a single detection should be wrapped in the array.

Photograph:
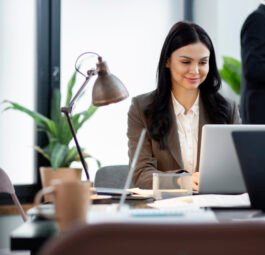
[{"x1": 232, "y1": 131, "x2": 265, "y2": 211}]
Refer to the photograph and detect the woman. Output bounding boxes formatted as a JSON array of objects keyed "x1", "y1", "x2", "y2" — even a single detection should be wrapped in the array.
[{"x1": 127, "y1": 21, "x2": 240, "y2": 191}]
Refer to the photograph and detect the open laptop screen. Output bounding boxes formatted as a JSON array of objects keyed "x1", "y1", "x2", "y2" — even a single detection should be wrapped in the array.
[{"x1": 199, "y1": 124, "x2": 265, "y2": 194}]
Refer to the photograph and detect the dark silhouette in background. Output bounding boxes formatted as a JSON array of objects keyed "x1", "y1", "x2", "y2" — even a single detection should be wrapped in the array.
[{"x1": 240, "y1": 2, "x2": 265, "y2": 123}]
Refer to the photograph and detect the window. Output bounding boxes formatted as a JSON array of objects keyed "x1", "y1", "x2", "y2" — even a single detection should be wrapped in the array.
[
  {"x1": 0, "y1": 0, "x2": 60, "y2": 204},
  {"x1": 0, "y1": 0, "x2": 36, "y2": 184}
]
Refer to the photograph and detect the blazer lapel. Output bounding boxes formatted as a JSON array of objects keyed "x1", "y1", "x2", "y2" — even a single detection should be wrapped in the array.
[
  {"x1": 195, "y1": 98, "x2": 211, "y2": 171},
  {"x1": 167, "y1": 101, "x2": 184, "y2": 168}
]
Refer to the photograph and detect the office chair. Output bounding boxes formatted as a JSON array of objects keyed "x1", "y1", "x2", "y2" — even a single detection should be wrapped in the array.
[
  {"x1": 0, "y1": 168, "x2": 27, "y2": 222},
  {"x1": 39, "y1": 222, "x2": 265, "y2": 255},
  {"x1": 94, "y1": 165, "x2": 134, "y2": 189}
]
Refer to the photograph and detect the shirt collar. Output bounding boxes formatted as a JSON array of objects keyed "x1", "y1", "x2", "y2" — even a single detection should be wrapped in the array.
[{"x1": 171, "y1": 92, "x2": 200, "y2": 116}]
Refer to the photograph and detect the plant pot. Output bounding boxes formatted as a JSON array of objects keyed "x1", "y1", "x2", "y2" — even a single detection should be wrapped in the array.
[{"x1": 40, "y1": 167, "x2": 82, "y2": 202}]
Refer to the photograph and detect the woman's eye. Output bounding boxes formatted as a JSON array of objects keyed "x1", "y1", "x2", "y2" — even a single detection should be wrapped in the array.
[
  {"x1": 200, "y1": 61, "x2": 208, "y2": 65},
  {"x1": 181, "y1": 62, "x2": 190, "y2": 64}
]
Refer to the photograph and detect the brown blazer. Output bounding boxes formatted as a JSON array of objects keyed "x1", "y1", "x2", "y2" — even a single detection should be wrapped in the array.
[{"x1": 127, "y1": 91, "x2": 241, "y2": 189}]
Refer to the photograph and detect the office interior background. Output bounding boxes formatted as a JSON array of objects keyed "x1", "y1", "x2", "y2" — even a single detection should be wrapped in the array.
[{"x1": 0, "y1": 0, "x2": 261, "y2": 249}]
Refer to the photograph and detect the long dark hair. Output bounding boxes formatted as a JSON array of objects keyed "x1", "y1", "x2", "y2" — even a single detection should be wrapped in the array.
[{"x1": 144, "y1": 21, "x2": 230, "y2": 149}]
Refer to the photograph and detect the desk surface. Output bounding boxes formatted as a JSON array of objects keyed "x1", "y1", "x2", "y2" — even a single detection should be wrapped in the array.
[{"x1": 10, "y1": 203, "x2": 264, "y2": 255}]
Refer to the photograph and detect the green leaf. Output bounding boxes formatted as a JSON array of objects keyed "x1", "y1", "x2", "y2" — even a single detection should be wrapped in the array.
[
  {"x1": 65, "y1": 69, "x2": 78, "y2": 106},
  {"x1": 3, "y1": 100, "x2": 57, "y2": 137},
  {"x1": 51, "y1": 88, "x2": 62, "y2": 124},
  {"x1": 33, "y1": 145, "x2": 50, "y2": 161},
  {"x1": 77, "y1": 151, "x2": 101, "y2": 168},
  {"x1": 62, "y1": 147, "x2": 79, "y2": 167},
  {"x1": 56, "y1": 116, "x2": 73, "y2": 145},
  {"x1": 219, "y1": 56, "x2": 241, "y2": 95},
  {"x1": 89, "y1": 156, "x2": 101, "y2": 168},
  {"x1": 50, "y1": 143, "x2": 68, "y2": 168},
  {"x1": 74, "y1": 104, "x2": 98, "y2": 131}
]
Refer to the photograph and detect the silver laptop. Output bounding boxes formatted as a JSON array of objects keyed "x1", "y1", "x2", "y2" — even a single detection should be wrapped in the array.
[
  {"x1": 199, "y1": 124, "x2": 265, "y2": 194},
  {"x1": 118, "y1": 128, "x2": 146, "y2": 210}
]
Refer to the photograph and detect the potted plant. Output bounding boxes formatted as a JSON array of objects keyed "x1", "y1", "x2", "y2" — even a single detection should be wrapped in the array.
[
  {"x1": 3, "y1": 69, "x2": 100, "y2": 194},
  {"x1": 219, "y1": 56, "x2": 241, "y2": 95}
]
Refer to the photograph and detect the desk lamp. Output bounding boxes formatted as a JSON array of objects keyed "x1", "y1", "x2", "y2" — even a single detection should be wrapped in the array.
[{"x1": 61, "y1": 52, "x2": 129, "y2": 180}]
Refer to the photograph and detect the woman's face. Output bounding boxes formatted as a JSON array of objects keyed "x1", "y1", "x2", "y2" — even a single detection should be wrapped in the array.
[{"x1": 166, "y1": 42, "x2": 210, "y2": 92}]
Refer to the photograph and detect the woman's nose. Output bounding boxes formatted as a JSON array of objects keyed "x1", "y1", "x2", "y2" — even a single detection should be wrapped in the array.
[{"x1": 189, "y1": 64, "x2": 199, "y2": 74}]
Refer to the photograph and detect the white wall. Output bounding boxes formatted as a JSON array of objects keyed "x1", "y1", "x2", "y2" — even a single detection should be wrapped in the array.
[
  {"x1": 61, "y1": 0, "x2": 184, "y2": 181},
  {"x1": 193, "y1": 0, "x2": 260, "y2": 101}
]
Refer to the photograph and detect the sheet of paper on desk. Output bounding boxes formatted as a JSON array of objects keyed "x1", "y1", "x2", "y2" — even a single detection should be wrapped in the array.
[
  {"x1": 127, "y1": 188, "x2": 153, "y2": 196},
  {"x1": 190, "y1": 193, "x2": 250, "y2": 208},
  {"x1": 149, "y1": 193, "x2": 251, "y2": 208}
]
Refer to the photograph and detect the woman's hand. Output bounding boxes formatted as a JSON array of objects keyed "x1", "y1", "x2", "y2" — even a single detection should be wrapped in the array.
[{"x1": 192, "y1": 172, "x2": 200, "y2": 192}]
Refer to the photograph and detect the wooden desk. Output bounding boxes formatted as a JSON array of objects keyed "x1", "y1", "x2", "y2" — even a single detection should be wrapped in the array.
[
  {"x1": 0, "y1": 204, "x2": 33, "y2": 216},
  {"x1": 10, "y1": 204, "x2": 264, "y2": 255}
]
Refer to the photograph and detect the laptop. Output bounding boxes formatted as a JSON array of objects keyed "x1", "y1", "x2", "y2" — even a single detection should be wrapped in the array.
[
  {"x1": 95, "y1": 129, "x2": 149, "y2": 200},
  {"x1": 90, "y1": 127, "x2": 216, "y2": 220},
  {"x1": 232, "y1": 131, "x2": 265, "y2": 211},
  {"x1": 118, "y1": 128, "x2": 147, "y2": 209},
  {"x1": 199, "y1": 124, "x2": 265, "y2": 194}
]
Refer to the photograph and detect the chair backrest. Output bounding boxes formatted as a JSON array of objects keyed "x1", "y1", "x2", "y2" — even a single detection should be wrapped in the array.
[
  {"x1": 0, "y1": 168, "x2": 27, "y2": 222},
  {"x1": 94, "y1": 165, "x2": 134, "y2": 189},
  {"x1": 0, "y1": 168, "x2": 15, "y2": 194},
  {"x1": 39, "y1": 222, "x2": 265, "y2": 255}
]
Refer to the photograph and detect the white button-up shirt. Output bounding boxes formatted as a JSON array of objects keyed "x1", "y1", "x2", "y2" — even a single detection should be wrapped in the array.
[{"x1": 171, "y1": 93, "x2": 199, "y2": 173}]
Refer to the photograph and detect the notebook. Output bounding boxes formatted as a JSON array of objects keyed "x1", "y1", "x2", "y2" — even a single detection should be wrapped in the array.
[
  {"x1": 199, "y1": 124, "x2": 265, "y2": 194},
  {"x1": 232, "y1": 131, "x2": 265, "y2": 211}
]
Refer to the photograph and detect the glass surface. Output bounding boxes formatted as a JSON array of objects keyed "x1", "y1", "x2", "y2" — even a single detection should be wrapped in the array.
[
  {"x1": 0, "y1": 0, "x2": 36, "y2": 184},
  {"x1": 153, "y1": 172, "x2": 192, "y2": 200},
  {"x1": 61, "y1": 0, "x2": 184, "y2": 181}
]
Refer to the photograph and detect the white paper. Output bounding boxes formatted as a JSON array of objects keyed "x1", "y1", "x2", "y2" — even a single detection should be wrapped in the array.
[
  {"x1": 127, "y1": 188, "x2": 153, "y2": 196},
  {"x1": 190, "y1": 193, "x2": 250, "y2": 208},
  {"x1": 149, "y1": 193, "x2": 251, "y2": 208},
  {"x1": 88, "y1": 203, "x2": 217, "y2": 223}
]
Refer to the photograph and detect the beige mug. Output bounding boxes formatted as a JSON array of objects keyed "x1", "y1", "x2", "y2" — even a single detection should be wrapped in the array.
[{"x1": 34, "y1": 180, "x2": 91, "y2": 231}]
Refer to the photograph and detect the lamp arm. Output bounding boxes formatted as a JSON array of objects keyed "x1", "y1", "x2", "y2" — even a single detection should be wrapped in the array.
[
  {"x1": 61, "y1": 70, "x2": 96, "y2": 181},
  {"x1": 68, "y1": 70, "x2": 96, "y2": 111},
  {"x1": 61, "y1": 110, "x2": 90, "y2": 180},
  {"x1": 74, "y1": 51, "x2": 100, "y2": 78}
]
